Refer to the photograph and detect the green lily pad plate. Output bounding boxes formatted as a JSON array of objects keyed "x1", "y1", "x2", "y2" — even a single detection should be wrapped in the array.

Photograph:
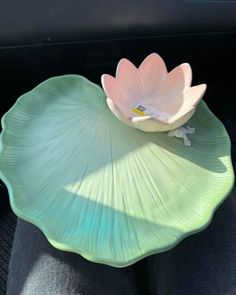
[{"x1": 0, "y1": 75, "x2": 234, "y2": 267}]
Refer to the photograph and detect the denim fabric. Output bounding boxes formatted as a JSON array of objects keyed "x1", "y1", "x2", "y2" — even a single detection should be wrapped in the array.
[{"x1": 7, "y1": 189, "x2": 236, "y2": 295}]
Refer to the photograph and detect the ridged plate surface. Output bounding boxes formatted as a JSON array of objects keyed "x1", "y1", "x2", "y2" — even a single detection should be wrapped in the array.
[{"x1": 0, "y1": 75, "x2": 234, "y2": 267}]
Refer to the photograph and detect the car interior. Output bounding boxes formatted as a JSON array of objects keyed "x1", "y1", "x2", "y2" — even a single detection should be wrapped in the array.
[{"x1": 0, "y1": 0, "x2": 236, "y2": 293}]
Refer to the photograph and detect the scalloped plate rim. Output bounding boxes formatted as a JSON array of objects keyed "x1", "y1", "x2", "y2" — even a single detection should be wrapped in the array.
[
  {"x1": 0, "y1": 74, "x2": 235, "y2": 267},
  {"x1": 1, "y1": 167, "x2": 234, "y2": 267}
]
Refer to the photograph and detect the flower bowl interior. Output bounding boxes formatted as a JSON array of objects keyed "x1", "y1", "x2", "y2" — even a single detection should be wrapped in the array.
[{"x1": 101, "y1": 54, "x2": 207, "y2": 131}]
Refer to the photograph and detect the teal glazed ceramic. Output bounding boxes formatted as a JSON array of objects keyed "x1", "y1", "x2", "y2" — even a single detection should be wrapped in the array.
[{"x1": 0, "y1": 73, "x2": 234, "y2": 267}]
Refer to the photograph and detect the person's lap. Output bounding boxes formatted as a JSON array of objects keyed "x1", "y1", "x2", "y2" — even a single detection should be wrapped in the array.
[
  {"x1": 6, "y1": 219, "x2": 139, "y2": 295},
  {"x1": 7, "y1": 189, "x2": 236, "y2": 295}
]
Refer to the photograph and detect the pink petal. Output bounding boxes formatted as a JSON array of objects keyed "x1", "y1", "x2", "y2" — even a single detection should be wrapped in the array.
[
  {"x1": 182, "y1": 84, "x2": 207, "y2": 108},
  {"x1": 158, "y1": 63, "x2": 192, "y2": 104},
  {"x1": 116, "y1": 58, "x2": 137, "y2": 79},
  {"x1": 138, "y1": 53, "x2": 167, "y2": 97},
  {"x1": 115, "y1": 58, "x2": 143, "y2": 105},
  {"x1": 101, "y1": 74, "x2": 130, "y2": 106},
  {"x1": 167, "y1": 84, "x2": 207, "y2": 124}
]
